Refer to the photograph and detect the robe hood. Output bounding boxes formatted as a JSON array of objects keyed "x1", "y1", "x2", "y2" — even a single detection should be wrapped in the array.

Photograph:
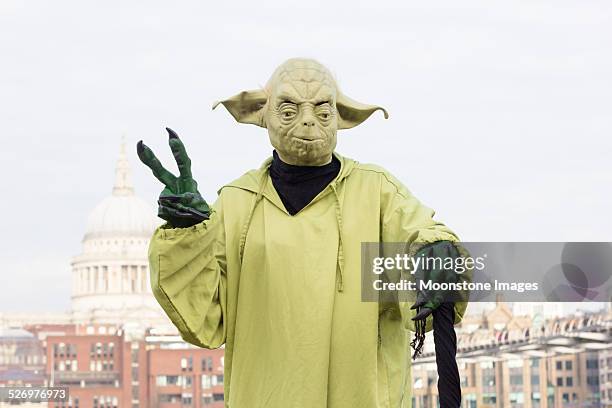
[{"x1": 219, "y1": 152, "x2": 356, "y2": 292}]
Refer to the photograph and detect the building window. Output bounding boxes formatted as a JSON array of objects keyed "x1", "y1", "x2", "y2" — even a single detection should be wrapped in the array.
[
  {"x1": 182, "y1": 395, "x2": 193, "y2": 406},
  {"x1": 202, "y1": 357, "x2": 213, "y2": 371},
  {"x1": 482, "y1": 393, "x2": 496, "y2": 404},
  {"x1": 159, "y1": 394, "x2": 181, "y2": 404},
  {"x1": 586, "y1": 359, "x2": 598, "y2": 369},
  {"x1": 465, "y1": 394, "x2": 477, "y2": 408},
  {"x1": 556, "y1": 361, "x2": 563, "y2": 370},
  {"x1": 213, "y1": 374, "x2": 224, "y2": 386},
  {"x1": 158, "y1": 375, "x2": 180, "y2": 386},
  {"x1": 131, "y1": 347, "x2": 139, "y2": 364},
  {"x1": 587, "y1": 375, "x2": 599, "y2": 387},
  {"x1": 557, "y1": 377, "x2": 563, "y2": 386},
  {"x1": 509, "y1": 393, "x2": 524, "y2": 405},
  {"x1": 482, "y1": 371, "x2": 495, "y2": 387},
  {"x1": 510, "y1": 374, "x2": 523, "y2": 385},
  {"x1": 566, "y1": 377, "x2": 573, "y2": 387},
  {"x1": 181, "y1": 356, "x2": 193, "y2": 372},
  {"x1": 565, "y1": 361, "x2": 572, "y2": 370}
]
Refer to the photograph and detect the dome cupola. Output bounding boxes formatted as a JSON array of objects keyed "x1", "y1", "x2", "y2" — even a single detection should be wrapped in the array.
[
  {"x1": 83, "y1": 142, "x2": 159, "y2": 241},
  {"x1": 71, "y1": 140, "x2": 164, "y2": 325}
]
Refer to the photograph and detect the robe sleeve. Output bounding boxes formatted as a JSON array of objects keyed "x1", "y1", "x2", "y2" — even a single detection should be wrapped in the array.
[
  {"x1": 148, "y1": 193, "x2": 227, "y2": 349},
  {"x1": 379, "y1": 170, "x2": 469, "y2": 333}
]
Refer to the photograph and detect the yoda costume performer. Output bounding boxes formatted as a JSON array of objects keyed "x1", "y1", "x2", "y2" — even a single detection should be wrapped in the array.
[{"x1": 138, "y1": 58, "x2": 467, "y2": 408}]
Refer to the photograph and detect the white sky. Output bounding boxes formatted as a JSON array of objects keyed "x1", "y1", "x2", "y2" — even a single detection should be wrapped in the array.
[{"x1": 0, "y1": 1, "x2": 610, "y2": 313}]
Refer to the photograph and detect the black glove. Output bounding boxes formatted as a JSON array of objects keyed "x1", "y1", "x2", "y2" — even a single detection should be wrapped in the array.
[
  {"x1": 411, "y1": 240, "x2": 461, "y2": 321},
  {"x1": 410, "y1": 240, "x2": 461, "y2": 359}
]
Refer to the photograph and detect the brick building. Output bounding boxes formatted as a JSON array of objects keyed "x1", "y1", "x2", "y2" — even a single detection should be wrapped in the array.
[
  {"x1": 0, "y1": 323, "x2": 225, "y2": 408},
  {"x1": 1, "y1": 144, "x2": 227, "y2": 407},
  {"x1": 411, "y1": 302, "x2": 609, "y2": 408}
]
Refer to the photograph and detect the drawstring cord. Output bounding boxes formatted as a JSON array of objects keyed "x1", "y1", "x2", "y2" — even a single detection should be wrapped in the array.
[
  {"x1": 238, "y1": 171, "x2": 267, "y2": 264},
  {"x1": 331, "y1": 183, "x2": 345, "y2": 292},
  {"x1": 238, "y1": 168, "x2": 346, "y2": 294}
]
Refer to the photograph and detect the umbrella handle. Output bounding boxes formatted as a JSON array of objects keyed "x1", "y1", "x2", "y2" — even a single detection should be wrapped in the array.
[{"x1": 433, "y1": 302, "x2": 461, "y2": 408}]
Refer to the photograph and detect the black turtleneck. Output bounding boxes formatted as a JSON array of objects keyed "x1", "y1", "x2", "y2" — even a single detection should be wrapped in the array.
[{"x1": 269, "y1": 150, "x2": 341, "y2": 215}]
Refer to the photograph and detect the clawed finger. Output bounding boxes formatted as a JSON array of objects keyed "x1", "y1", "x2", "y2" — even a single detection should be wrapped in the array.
[
  {"x1": 137, "y1": 141, "x2": 177, "y2": 187},
  {"x1": 166, "y1": 127, "x2": 192, "y2": 179},
  {"x1": 411, "y1": 307, "x2": 433, "y2": 321},
  {"x1": 411, "y1": 291, "x2": 429, "y2": 310}
]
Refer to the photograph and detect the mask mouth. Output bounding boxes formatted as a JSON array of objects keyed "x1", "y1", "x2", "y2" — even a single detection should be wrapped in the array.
[{"x1": 292, "y1": 136, "x2": 325, "y2": 143}]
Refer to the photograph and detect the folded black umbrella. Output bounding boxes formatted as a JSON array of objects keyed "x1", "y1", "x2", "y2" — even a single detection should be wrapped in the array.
[{"x1": 412, "y1": 302, "x2": 461, "y2": 408}]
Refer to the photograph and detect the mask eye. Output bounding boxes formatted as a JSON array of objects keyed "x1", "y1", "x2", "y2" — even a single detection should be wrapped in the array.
[
  {"x1": 279, "y1": 103, "x2": 297, "y2": 122},
  {"x1": 315, "y1": 104, "x2": 332, "y2": 123}
]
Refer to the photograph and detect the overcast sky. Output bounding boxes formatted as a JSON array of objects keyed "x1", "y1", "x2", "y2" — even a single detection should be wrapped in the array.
[{"x1": 1, "y1": 1, "x2": 610, "y2": 313}]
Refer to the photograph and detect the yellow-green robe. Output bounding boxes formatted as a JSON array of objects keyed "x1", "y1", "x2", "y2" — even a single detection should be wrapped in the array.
[{"x1": 149, "y1": 152, "x2": 467, "y2": 407}]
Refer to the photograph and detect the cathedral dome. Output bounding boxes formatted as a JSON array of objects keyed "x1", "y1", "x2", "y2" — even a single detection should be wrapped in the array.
[
  {"x1": 83, "y1": 143, "x2": 160, "y2": 240},
  {"x1": 72, "y1": 141, "x2": 166, "y2": 326},
  {"x1": 85, "y1": 195, "x2": 158, "y2": 240}
]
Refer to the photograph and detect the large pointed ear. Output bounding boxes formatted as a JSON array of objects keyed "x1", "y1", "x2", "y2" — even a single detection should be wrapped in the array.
[
  {"x1": 336, "y1": 93, "x2": 389, "y2": 130},
  {"x1": 212, "y1": 89, "x2": 269, "y2": 128}
]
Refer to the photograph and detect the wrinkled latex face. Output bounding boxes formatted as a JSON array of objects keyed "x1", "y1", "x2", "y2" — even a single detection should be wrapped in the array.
[
  {"x1": 264, "y1": 59, "x2": 339, "y2": 166},
  {"x1": 213, "y1": 58, "x2": 388, "y2": 166}
]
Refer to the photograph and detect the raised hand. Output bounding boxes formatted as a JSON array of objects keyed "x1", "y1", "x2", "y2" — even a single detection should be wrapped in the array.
[{"x1": 137, "y1": 128, "x2": 211, "y2": 228}]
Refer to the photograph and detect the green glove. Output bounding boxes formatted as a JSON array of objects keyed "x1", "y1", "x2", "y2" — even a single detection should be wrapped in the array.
[
  {"x1": 137, "y1": 128, "x2": 211, "y2": 228},
  {"x1": 410, "y1": 240, "x2": 460, "y2": 322}
]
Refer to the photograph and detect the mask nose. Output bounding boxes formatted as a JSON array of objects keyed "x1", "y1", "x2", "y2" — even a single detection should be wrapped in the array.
[
  {"x1": 301, "y1": 106, "x2": 316, "y2": 127},
  {"x1": 302, "y1": 116, "x2": 315, "y2": 127}
]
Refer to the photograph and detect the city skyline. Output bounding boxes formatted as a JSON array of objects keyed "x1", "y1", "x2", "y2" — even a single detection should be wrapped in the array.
[{"x1": 2, "y1": 1, "x2": 611, "y2": 314}]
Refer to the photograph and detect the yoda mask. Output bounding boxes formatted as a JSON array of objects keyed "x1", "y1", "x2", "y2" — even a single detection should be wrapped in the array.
[
  {"x1": 137, "y1": 58, "x2": 467, "y2": 408},
  {"x1": 213, "y1": 58, "x2": 388, "y2": 166}
]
